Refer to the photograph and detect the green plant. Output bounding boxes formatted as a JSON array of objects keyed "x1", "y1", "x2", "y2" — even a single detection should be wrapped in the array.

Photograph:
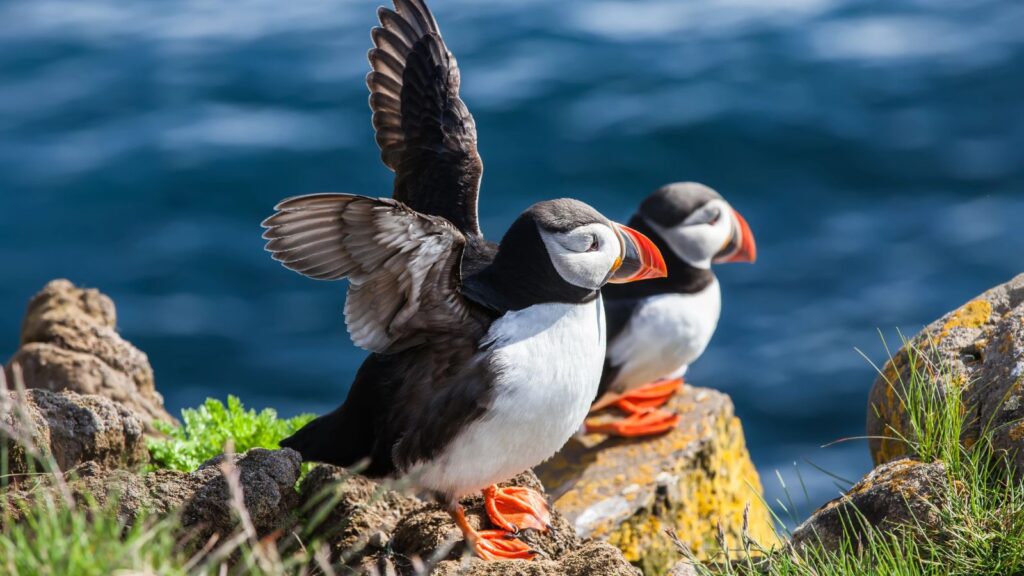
[
  {"x1": 148, "y1": 396, "x2": 314, "y2": 472},
  {"x1": 0, "y1": 478, "x2": 343, "y2": 576},
  {"x1": 0, "y1": 492, "x2": 189, "y2": 576}
]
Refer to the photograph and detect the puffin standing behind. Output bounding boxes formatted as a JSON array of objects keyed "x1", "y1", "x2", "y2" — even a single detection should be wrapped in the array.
[
  {"x1": 586, "y1": 183, "x2": 757, "y2": 437},
  {"x1": 263, "y1": 0, "x2": 668, "y2": 561}
]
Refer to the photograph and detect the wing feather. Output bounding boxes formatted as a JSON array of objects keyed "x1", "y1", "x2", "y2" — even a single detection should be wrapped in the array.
[
  {"x1": 368, "y1": 0, "x2": 483, "y2": 236},
  {"x1": 262, "y1": 193, "x2": 473, "y2": 353}
]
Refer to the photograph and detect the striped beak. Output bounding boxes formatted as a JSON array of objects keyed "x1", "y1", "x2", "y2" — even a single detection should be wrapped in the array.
[
  {"x1": 714, "y1": 209, "x2": 757, "y2": 264},
  {"x1": 609, "y1": 223, "x2": 668, "y2": 283}
]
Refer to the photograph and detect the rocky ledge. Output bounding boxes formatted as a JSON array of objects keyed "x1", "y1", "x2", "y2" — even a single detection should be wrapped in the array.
[
  {"x1": 0, "y1": 280, "x2": 783, "y2": 574},
  {"x1": 10, "y1": 272, "x2": 1014, "y2": 574},
  {"x1": 0, "y1": 280, "x2": 646, "y2": 574},
  {"x1": 538, "y1": 387, "x2": 775, "y2": 575}
]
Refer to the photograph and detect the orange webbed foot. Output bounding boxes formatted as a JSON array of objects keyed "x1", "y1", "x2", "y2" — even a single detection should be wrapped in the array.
[
  {"x1": 586, "y1": 378, "x2": 683, "y2": 437},
  {"x1": 585, "y1": 407, "x2": 681, "y2": 437},
  {"x1": 590, "y1": 378, "x2": 683, "y2": 414},
  {"x1": 484, "y1": 485, "x2": 551, "y2": 533},
  {"x1": 449, "y1": 504, "x2": 537, "y2": 561},
  {"x1": 614, "y1": 378, "x2": 683, "y2": 412},
  {"x1": 471, "y1": 529, "x2": 537, "y2": 560}
]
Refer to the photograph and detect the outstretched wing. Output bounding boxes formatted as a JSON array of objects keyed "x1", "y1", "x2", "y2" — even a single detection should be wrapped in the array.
[
  {"x1": 262, "y1": 193, "x2": 476, "y2": 353},
  {"x1": 369, "y1": 0, "x2": 483, "y2": 236}
]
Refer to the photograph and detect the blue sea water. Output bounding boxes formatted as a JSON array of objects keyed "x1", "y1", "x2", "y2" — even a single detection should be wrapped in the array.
[{"x1": 1, "y1": 0, "x2": 1022, "y2": 520}]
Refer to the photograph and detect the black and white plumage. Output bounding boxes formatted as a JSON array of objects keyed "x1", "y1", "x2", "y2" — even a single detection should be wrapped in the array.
[
  {"x1": 262, "y1": 0, "x2": 668, "y2": 545},
  {"x1": 598, "y1": 182, "x2": 757, "y2": 400},
  {"x1": 265, "y1": 195, "x2": 662, "y2": 496}
]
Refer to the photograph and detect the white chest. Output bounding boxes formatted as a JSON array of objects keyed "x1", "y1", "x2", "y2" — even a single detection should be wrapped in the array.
[
  {"x1": 414, "y1": 297, "x2": 606, "y2": 497},
  {"x1": 607, "y1": 279, "x2": 721, "y2": 392}
]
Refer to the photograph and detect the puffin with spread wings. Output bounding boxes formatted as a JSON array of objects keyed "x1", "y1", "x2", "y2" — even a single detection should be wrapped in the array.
[{"x1": 262, "y1": 0, "x2": 667, "y2": 561}]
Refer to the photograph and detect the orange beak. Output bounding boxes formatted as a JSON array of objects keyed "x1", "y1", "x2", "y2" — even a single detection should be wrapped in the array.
[
  {"x1": 609, "y1": 223, "x2": 668, "y2": 284},
  {"x1": 714, "y1": 209, "x2": 757, "y2": 264}
]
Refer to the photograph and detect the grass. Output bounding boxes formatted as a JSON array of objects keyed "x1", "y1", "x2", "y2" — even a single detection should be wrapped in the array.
[
  {"x1": 678, "y1": 335, "x2": 1024, "y2": 576},
  {"x1": 1, "y1": 492, "x2": 189, "y2": 576},
  {"x1": 0, "y1": 461, "x2": 345, "y2": 576}
]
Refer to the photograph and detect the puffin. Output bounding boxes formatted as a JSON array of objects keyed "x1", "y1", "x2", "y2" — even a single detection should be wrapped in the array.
[
  {"x1": 585, "y1": 182, "x2": 757, "y2": 437},
  {"x1": 262, "y1": 0, "x2": 668, "y2": 561}
]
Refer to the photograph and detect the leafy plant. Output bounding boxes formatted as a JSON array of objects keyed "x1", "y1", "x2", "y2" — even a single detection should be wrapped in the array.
[{"x1": 147, "y1": 396, "x2": 314, "y2": 472}]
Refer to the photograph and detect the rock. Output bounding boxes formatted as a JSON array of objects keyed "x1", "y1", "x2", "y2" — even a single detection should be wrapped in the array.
[
  {"x1": 426, "y1": 541, "x2": 638, "y2": 576},
  {"x1": 536, "y1": 385, "x2": 775, "y2": 575},
  {"x1": 0, "y1": 461, "x2": 203, "y2": 529},
  {"x1": 182, "y1": 448, "x2": 303, "y2": 542},
  {"x1": 0, "y1": 388, "x2": 148, "y2": 475},
  {"x1": 4, "y1": 279, "x2": 174, "y2": 430},
  {"x1": 867, "y1": 273, "x2": 1024, "y2": 471},
  {"x1": 308, "y1": 470, "x2": 639, "y2": 575},
  {"x1": 1, "y1": 448, "x2": 302, "y2": 546},
  {"x1": 789, "y1": 458, "x2": 949, "y2": 552},
  {"x1": 666, "y1": 560, "x2": 700, "y2": 576},
  {"x1": 298, "y1": 464, "x2": 422, "y2": 562}
]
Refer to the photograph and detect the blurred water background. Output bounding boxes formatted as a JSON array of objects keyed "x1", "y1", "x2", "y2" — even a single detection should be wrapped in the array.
[{"x1": 2, "y1": 0, "x2": 1023, "y2": 520}]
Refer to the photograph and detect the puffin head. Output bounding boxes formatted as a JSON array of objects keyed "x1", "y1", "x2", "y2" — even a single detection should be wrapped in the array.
[
  {"x1": 489, "y1": 199, "x2": 667, "y2": 307},
  {"x1": 636, "y1": 182, "x2": 756, "y2": 270}
]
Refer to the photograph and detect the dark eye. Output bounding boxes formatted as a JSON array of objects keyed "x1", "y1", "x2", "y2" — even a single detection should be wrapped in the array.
[
  {"x1": 586, "y1": 235, "x2": 600, "y2": 252},
  {"x1": 706, "y1": 209, "x2": 721, "y2": 225}
]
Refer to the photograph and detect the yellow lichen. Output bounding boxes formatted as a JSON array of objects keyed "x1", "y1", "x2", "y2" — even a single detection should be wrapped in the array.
[
  {"x1": 1008, "y1": 421, "x2": 1024, "y2": 443},
  {"x1": 540, "y1": 392, "x2": 775, "y2": 575},
  {"x1": 936, "y1": 300, "x2": 993, "y2": 342},
  {"x1": 597, "y1": 416, "x2": 774, "y2": 574}
]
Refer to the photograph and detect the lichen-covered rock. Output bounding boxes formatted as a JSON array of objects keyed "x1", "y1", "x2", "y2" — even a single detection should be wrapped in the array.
[
  {"x1": 1, "y1": 448, "x2": 302, "y2": 545},
  {"x1": 4, "y1": 279, "x2": 174, "y2": 430},
  {"x1": 867, "y1": 273, "x2": 1024, "y2": 471},
  {"x1": 789, "y1": 458, "x2": 949, "y2": 552},
  {"x1": 317, "y1": 471, "x2": 639, "y2": 575},
  {"x1": 535, "y1": 386, "x2": 774, "y2": 575},
  {"x1": 0, "y1": 388, "x2": 148, "y2": 475}
]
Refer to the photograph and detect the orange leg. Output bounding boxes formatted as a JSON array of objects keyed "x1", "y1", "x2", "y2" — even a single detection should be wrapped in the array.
[
  {"x1": 586, "y1": 378, "x2": 683, "y2": 437},
  {"x1": 449, "y1": 503, "x2": 536, "y2": 561},
  {"x1": 483, "y1": 485, "x2": 551, "y2": 533}
]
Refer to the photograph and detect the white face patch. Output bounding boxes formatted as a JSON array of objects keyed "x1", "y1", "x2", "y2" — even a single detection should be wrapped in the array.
[
  {"x1": 538, "y1": 222, "x2": 621, "y2": 290},
  {"x1": 645, "y1": 199, "x2": 733, "y2": 269}
]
